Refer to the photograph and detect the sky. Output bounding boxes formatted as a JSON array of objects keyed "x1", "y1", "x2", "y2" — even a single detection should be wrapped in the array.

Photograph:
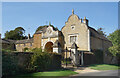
[{"x1": 2, "y1": 2, "x2": 118, "y2": 38}]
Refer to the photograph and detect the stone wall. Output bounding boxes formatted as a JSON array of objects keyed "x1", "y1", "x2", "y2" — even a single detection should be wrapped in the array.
[
  {"x1": 33, "y1": 34, "x2": 42, "y2": 48},
  {"x1": 16, "y1": 43, "x2": 33, "y2": 51},
  {"x1": 2, "y1": 52, "x2": 62, "y2": 76}
]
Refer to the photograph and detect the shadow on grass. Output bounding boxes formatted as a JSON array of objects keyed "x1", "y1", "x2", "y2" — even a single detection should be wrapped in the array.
[
  {"x1": 3, "y1": 76, "x2": 62, "y2": 78},
  {"x1": 2, "y1": 68, "x2": 77, "y2": 78}
]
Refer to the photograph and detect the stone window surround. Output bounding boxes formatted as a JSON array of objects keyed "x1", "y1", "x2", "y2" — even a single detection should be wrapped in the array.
[
  {"x1": 70, "y1": 36, "x2": 77, "y2": 43},
  {"x1": 68, "y1": 33, "x2": 79, "y2": 44},
  {"x1": 71, "y1": 24, "x2": 75, "y2": 30}
]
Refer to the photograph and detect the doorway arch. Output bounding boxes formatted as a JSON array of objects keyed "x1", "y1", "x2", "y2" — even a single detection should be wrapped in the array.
[{"x1": 45, "y1": 42, "x2": 53, "y2": 52}]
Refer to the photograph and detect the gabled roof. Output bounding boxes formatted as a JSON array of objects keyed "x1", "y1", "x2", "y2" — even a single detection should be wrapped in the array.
[
  {"x1": 2, "y1": 39, "x2": 16, "y2": 44},
  {"x1": 35, "y1": 25, "x2": 58, "y2": 34},
  {"x1": 35, "y1": 26, "x2": 48, "y2": 34},
  {"x1": 88, "y1": 26, "x2": 110, "y2": 41},
  {"x1": 15, "y1": 38, "x2": 33, "y2": 44}
]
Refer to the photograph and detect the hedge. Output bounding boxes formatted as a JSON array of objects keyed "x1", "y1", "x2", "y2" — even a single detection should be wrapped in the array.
[{"x1": 2, "y1": 51, "x2": 62, "y2": 76}]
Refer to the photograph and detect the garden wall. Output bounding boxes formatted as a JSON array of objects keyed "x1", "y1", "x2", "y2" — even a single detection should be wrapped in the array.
[
  {"x1": 2, "y1": 52, "x2": 62, "y2": 76},
  {"x1": 83, "y1": 50, "x2": 104, "y2": 65}
]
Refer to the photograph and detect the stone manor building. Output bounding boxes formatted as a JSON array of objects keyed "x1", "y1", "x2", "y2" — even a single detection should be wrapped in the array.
[{"x1": 15, "y1": 10, "x2": 113, "y2": 65}]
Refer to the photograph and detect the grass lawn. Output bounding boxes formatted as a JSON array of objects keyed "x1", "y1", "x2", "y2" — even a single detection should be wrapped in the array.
[
  {"x1": 88, "y1": 64, "x2": 119, "y2": 70},
  {"x1": 17, "y1": 69, "x2": 78, "y2": 77}
]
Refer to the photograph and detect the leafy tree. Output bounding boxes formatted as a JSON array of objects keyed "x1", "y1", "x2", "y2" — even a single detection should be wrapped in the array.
[
  {"x1": 97, "y1": 27, "x2": 106, "y2": 36},
  {"x1": 107, "y1": 29, "x2": 120, "y2": 57},
  {"x1": 4, "y1": 27, "x2": 27, "y2": 40}
]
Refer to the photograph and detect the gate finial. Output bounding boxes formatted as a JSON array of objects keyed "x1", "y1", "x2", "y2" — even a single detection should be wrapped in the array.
[{"x1": 72, "y1": 9, "x2": 74, "y2": 14}]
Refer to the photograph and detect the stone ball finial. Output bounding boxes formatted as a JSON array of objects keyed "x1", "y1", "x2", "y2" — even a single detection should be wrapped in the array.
[{"x1": 72, "y1": 9, "x2": 74, "y2": 14}]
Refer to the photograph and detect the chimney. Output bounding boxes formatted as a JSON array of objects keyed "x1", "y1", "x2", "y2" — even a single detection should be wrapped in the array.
[
  {"x1": 28, "y1": 34, "x2": 31, "y2": 39},
  {"x1": 83, "y1": 17, "x2": 89, "y2": 26},
  {"x1": 80, "y1": 18, "x2": 82, "y2": 23}
]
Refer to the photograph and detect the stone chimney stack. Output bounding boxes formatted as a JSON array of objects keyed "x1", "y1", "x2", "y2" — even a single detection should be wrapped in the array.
[
  {"x1": 28, "y1": 34, "x2": 31, "y2": 39},
  {"x1": 83, "y1": 17, "x2": 89, "y2": 26}
]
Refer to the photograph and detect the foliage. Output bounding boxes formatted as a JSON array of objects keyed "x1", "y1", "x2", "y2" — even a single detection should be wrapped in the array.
[
  {"x1": 88, "y1": 64, "x2": 119, "y2": 70},
  {"x1": 35, "y1": 25, "x2": 58, "y2": 33},
  {"x1": 30, "y1": 49, "x2": 62, "y2": 72},
  {"x1": 2, "y1": 48, "x2": 62, "y2": 76},
  {"x1": 97, "y1": 27, "x2": 106, "y2": 36},
  {"x1": 109, "y1": 45, "x2": 120, "y2": 57},
  {"x1": 61, "y1": 58, "x2": 72, "y2": 64},
  {"x1": 23, "y1": 47, "x2": 29, "y2": 51},
  {"x1": 2, "y1": 52, "x2": 19, "y2": 76},
  {"x1": 108, "y1": 29, "x2": 120, "y2": 45},
  {"x1": 2, "y1": 49, "x2": 12, "y2": 52},
  {"x1": 107, "y1": 29, "x2": 120, "y2": 57},
  {"x1": 25, "y1": 48, "x2": 43, "y2": 52},
  {"x1": 31, "y1": 48, "x2": 42, "y2": 53},
  {"x1": 4, "y1": 27, "x2": 27, "y2": 40}
]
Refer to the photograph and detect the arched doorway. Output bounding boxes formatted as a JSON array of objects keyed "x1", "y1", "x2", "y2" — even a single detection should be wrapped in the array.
[{"x1": 45, "y1": 42, "x2": 53, "y2": 52}]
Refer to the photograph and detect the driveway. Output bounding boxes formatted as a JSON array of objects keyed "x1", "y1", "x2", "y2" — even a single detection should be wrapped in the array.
[
  {"x1": 73, "y1": 67, "x2": 119, "y2": 76},
  {"x1": 62, "y1": 66, "x2": 119, "y2": 78}
]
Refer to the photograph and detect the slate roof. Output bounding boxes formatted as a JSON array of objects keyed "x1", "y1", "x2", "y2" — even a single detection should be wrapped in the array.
[
  {"x1": 15, "y1": 38, "x2": 33, "y2": 44},
  {"x1": 2, "y1": 39, "x2": 16, "y2": 44},
  {"x1": 35, "y1": 26, "x2": 48, "y2": 34},
  {"x1": 88, "y1": 26, "x2": 110, "y2": 41},
  {"x1": 35, "y1": 25, "x2": 58, "y2": 34}
]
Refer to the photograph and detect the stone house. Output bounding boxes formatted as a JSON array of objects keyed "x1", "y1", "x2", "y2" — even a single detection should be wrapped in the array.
[
  {"x1": 15, "y1": 10, "x2": 114, "y2": 65},
  {"x1": 15, "y1": 38, "x2": 33, "y2": 52}
]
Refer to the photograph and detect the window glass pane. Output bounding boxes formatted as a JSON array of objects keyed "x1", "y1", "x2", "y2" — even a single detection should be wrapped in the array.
[{"x1": 70, "y1": 36, "x2": 77, "y2": 43}]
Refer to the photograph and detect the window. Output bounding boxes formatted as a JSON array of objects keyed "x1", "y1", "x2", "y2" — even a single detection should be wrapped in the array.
[
  {"x1": 71, "y1": 26, "x2": 75, "y2": 29},
  {"x1": 71, "y1": 24, "x2": 75, "y2": 30},
  {"x1": 70, "y1": 36, "x2": 77, "y2": 43}
]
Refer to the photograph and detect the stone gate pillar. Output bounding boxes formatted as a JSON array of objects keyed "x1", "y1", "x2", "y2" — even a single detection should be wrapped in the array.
[
  {"x1": 53, "y1": 40, "x2": 61, "y2": 53},
  {"x1": 71, "y1": 42, "x2": 80, "y2": 66}
]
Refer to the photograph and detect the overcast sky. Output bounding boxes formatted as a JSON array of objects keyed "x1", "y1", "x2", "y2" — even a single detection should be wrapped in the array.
[{"x1": 2, "y1": 2, "x2": 118, "y2": 38}]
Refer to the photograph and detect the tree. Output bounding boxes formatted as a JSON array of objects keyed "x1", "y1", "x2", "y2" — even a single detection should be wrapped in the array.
[
  {"x1": 97, "y1": 27, "x2": 106, "y2": 36},
  {"x1": 107, "y1": 29, "x2": 120, "y2": 57},
  {"x1": 4, "y1": 27, "x2": 27, "y2": 40}
]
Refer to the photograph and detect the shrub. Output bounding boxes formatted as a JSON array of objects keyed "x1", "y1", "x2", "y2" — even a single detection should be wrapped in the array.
[
  {"x1": 2, "y1": 48, "x2": 62, "y2": 76},
  {"x1": 23, "y1": 47, "x2": 29, "y2": 52},
  {"x1": 30, "y1": 51, "x2": 62, "y2": 72},
  {"x1": 2, "y1": 52, "x2": 19, "y2": 76}
]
